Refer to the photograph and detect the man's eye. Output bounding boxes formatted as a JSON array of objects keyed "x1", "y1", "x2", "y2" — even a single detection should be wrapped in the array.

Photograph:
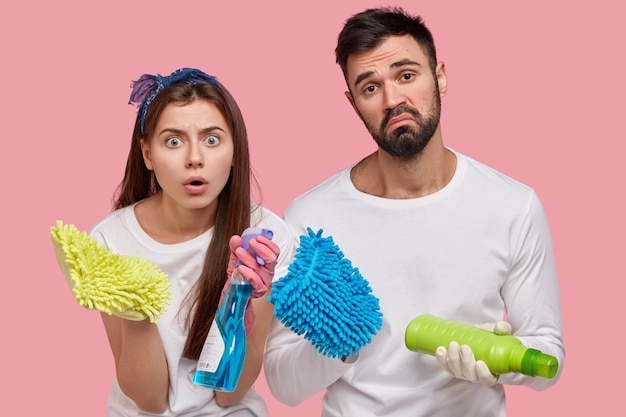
[
  {"x1": 364, "y1": 85, "x2": 378, "y2": 94},
  {"x1": 401, "y1": 73, "x2": 414, "y2": 81},
  {"x1": 166, "y1": 137, "x2": 182, "y2": 147},
  {"x1": 205, "y1": 135, "x2": 220, "y2": 146}
]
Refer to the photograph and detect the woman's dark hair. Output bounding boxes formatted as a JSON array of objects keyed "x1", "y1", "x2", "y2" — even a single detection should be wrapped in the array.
[{"x1": 114, "y1": 80, "x2": 254, "y2": 360}]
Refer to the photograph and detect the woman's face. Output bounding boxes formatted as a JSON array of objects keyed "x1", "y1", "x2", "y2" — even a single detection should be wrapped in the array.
[{"x1": 140, "y1": 99, "x2": 234, "y2": 212}]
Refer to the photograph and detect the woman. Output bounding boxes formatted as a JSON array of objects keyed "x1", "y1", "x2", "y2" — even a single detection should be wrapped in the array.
[{"x1": 89, "y1": 68, "x2": 295, "y2": 416}]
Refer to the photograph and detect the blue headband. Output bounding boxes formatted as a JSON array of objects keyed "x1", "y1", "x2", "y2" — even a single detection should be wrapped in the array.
[{"x1": 128, "y1": 67, "x2": 218, "y2": 136}]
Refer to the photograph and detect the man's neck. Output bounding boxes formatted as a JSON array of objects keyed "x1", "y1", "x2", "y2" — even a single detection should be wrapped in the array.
[{"x1": 350, "y1": 140, "x2": 456, "y2": 199}]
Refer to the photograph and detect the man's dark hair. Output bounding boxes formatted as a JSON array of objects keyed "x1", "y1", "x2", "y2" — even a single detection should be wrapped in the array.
[{"x1": 335, "y1": 7, "x2": 438, "y2": 78}]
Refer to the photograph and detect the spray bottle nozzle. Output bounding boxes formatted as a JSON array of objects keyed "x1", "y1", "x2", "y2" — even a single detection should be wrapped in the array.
[{"x1": 238, "y1": 227, "x2": 273, "y2": 266}]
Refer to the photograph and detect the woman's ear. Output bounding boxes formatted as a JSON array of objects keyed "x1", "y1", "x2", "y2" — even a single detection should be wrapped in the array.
[{"x1": 140, "y1": 139, "x2": 153, "y2": 170}]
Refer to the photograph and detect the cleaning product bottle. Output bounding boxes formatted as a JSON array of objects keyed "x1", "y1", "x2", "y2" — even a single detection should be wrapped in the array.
[
  {"x1": 194, "y1": 227, "x2": 274, "y2": 391},
  {"x1": 405, "y1": 314, "x2": 558, "y2": 379}
]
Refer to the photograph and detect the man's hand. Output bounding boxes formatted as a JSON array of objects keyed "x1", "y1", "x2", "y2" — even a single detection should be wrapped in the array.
[{"x1": 434, "y1": 321, "x2": 512, "y2": 387}]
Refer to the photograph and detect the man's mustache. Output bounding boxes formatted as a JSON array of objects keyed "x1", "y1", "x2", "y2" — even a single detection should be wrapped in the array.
[{"x1": 381, "y1": 105, "x2": 420, "y2": 131}]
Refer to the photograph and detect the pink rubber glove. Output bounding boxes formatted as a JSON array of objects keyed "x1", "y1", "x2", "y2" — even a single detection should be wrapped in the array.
[
  {"x1": 434, "y1": 321, "x2": 512, "y2": 387},
  {"x1": 222, "y1": 233, "x2": 280, "y2": 335}
]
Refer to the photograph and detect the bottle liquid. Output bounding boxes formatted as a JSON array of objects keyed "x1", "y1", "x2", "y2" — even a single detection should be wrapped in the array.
[
  {"x1": 193, "y1": 227, "x2": 274, "y2": 391},
  {"x1": 405, "y1": 314, "x2": 558, "y2": 379}
]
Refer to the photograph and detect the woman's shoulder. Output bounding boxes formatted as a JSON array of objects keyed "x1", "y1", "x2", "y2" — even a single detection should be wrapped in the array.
[
  {"x1": 88, "y1": 205, "x2": 140, "y2": 247},
  {"x1": 89, "y1": 205, "x2": 136, "y2": 233}
]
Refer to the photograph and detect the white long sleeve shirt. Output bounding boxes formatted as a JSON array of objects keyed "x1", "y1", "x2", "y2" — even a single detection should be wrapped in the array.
[{"x1": 264, "y1": 150, "x2": 564, "y2": 417}]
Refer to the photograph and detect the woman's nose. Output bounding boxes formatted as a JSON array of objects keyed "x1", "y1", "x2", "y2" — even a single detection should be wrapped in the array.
[{"x1": 186, "y1": 144, "x2": 204, "y2": 167}]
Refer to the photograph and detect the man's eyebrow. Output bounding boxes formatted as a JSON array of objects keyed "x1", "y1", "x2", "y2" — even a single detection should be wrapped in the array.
[
  {"x1": 391, "y1": 58, "x2": 421, "y2": 69},
  {"x1": 354, "y1": 71, "x2": 375, "y2": 90},
  {"x1": 353, "y1": 59, "x2": 422, "y2": 90}
]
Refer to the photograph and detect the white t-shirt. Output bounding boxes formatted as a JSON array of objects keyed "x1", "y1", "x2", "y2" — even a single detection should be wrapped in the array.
[
  {"x1": 264, "y1": 149, "x2": 564, "y2": 417},
  {"x1": 90, "y1": 203, "x2": 296, "y2": 417}
]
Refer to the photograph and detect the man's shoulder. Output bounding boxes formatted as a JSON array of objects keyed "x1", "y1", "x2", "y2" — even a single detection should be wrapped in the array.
[
  {"x1": 292, "y1": 166, "x2": 352, "y2": 201},
  {"x1": 284, "y1": 165, "x2": 353, "y2": 218},
  {"x1": 458, "y1": 152, "x2": 533, "y2": 192}
]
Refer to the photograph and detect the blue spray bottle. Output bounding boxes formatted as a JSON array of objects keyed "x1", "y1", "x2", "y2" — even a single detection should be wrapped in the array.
[{"x1": 193, "y1": 227, "x2": 274, "y2": 391}]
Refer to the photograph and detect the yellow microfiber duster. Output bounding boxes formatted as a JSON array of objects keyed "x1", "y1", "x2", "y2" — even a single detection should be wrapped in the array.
[{"x1": 50, "y1": 220, "x2": 171, "y2": 323}]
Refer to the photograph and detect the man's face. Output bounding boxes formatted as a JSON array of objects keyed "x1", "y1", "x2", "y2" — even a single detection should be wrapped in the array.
[{"x1": 345, "y1": 35, "x2": 447, "y2": 159}]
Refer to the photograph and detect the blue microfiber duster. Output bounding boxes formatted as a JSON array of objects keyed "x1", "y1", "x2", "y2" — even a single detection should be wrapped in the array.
[{"x1": 269, "y1": 228, "x2": 383, "y2": 358}]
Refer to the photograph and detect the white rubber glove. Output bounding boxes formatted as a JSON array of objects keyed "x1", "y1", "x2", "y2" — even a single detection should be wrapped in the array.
[{"x1": 434, "y1": 321, "x2": 512, "y2": 387}]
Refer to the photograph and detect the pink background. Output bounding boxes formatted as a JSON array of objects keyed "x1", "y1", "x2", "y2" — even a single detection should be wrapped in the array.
[{"x1": 2, "y1": 0, "x2": 623, "y2": 415}]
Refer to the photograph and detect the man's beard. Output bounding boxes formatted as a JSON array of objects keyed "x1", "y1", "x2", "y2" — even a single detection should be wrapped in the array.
[{"x1": 366, "y1": 90, "x2": 441, "y2": 160}]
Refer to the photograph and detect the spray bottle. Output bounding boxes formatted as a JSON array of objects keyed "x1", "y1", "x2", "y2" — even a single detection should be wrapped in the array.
[
  {"x1": 405, "y1": 314, "x2": 558, "y2": 379},
  {"x1": 193, "y1": 227, "x2": 274, "y2": 391}
]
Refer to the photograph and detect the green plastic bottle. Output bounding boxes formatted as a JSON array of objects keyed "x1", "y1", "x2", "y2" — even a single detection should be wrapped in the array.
[{"x1": 405, "y1": 314, "x2": 558, "y2": 379}]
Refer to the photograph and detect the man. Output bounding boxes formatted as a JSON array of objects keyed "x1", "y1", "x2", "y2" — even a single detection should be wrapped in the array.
[{"x1": 264, "y1": 7, "x2": 564, "y2": 416}]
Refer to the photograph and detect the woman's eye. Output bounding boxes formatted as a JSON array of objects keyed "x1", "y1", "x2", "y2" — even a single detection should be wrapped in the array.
[
  {"x1": 166, "y1": 137, "x2": 182, "y2": 147},
  {"x1": 205, "y1": 135, "x2": 220, "y2": 146}
]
